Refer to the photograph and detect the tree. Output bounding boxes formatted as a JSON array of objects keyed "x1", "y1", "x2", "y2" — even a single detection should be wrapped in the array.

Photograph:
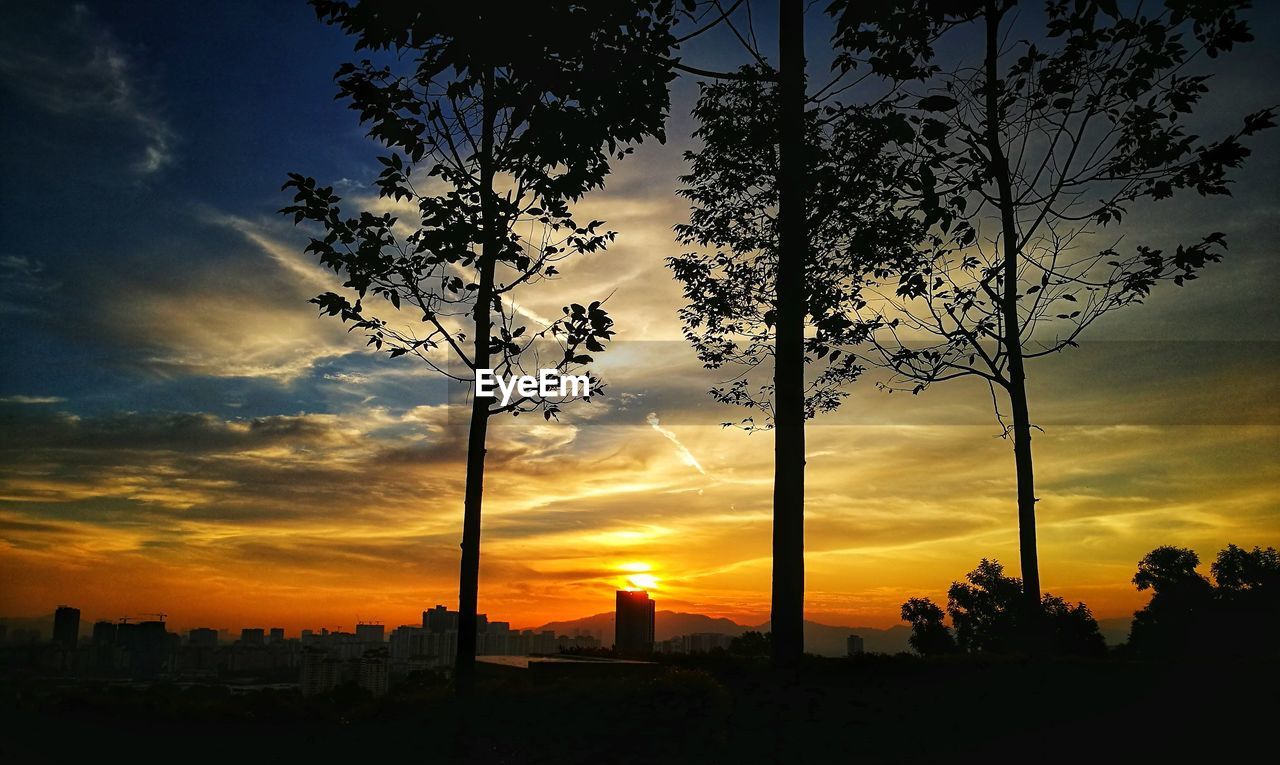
[
  {"x1": 1212, "y1": 544, "x2": 1280, "y2": 593},
  {"x1": 947, "y1": 559, "x2": 1026, "y2": 653},
  {"x1": 1211, "y1": 544, "x2": 1280, "y2": 658},
  {"x1": 283, "y1": 0, "x2": 678, "y2": 692},
  {"x1": 902, "y1": 558, "x2": 1104, "y2": 656},
  {"x1": 901, "y1": 597, "x2": 957, "y2": 656},
  {"x1": 1128, "y1": 544, "x2": 1279, "y2": 658},
  {"x1": 835, "y1": 0, "x2": 1275, "y2": 622},
  {"x1": 729, "y1": 630, "x2": 773, "y2": 657},
  {"x1": 669, "y1": 1, "x2": 922, "y2": 670}
]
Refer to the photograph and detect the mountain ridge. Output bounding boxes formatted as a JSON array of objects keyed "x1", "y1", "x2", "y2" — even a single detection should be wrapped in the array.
[{"x1": 528, "y1": 610, "x2": 913, "y2": 656}]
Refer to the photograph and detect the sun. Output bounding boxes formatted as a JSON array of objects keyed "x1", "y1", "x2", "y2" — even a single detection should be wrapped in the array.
[{"x1": 626, "y1": 573, "x2": 659, "y2": 590}]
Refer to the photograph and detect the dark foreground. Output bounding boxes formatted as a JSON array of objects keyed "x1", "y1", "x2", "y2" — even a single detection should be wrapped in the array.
[{"x1": 2, "y1": 654, "x2": 1272, "y2": 762}]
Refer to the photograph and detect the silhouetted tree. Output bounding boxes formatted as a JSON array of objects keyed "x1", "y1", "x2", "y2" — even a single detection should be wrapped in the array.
[
  {"x1": 1212, "y1": 544, "x2": 1280, "y2": 658},
  {"x1": 1040, "y1": 594, "x2": 1106, "y2": 658},
  {"x1": 901, "y1": 597, "x2": 956, "y2": 656},
  {"x1": 836, "y1": 0, "x2": 1275, "y2": 625},
  {"x1": 729, "y1": 630, "x2": 772, "y2": 657},
  {"x1": 948, "y1": 559, "x2": 1026, "y2": 653},
  {"x1": 1128, "y1": 544, "x2": 1279, "y2": 658},
  {"x1": 904, "y1": 559, "x2": 1104, "y2": 657},
  {"x1": 1212, "y1": 544, "x2": 1280, "y2": 593},
  {"x1": 669, "y1": 1, "x2": 923, "y2": 670},
  {"x1": 283, "y1": 0, "x2": 678, "y2": 692}
]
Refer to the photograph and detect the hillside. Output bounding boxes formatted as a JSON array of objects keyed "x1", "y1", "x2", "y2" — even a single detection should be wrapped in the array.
[{"x1": 530, "y1": 610, "x2": 912, "y2": 656}]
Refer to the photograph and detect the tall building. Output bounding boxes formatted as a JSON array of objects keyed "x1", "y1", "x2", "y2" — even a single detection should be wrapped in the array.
[
  {"x1": 53, "y1": 605, "x2": 80, "y2": 648},
  {"x1": 423, "y1": 605, "x2": 457, "y2": 633},
  {"x1": 355, "y1": 622, "x2": 385, "y2": 644},
  {"x1": 92, "y1": 620, "x2": 117, "y2": 645},
  {"x1": 268, "y1": 627, "x2": 285, "y2": 644},
  {"x1": 615, "y1": 591, "x2": 655, "y2": 654},
  {"x1": 847, "y1": 634, "x2": 865, "y2": 656},
  {"x1": 189, "y1": 628, "x2": 218, "y2": 648},
  {"x1": 300, "y1": 646, "x2": 339, "y2": 696},
  {"x1": 239, "y1": 628, "x2": 265, "y2": 646},
  {"x1": 358, "y1": 647, "x2": 390, "y2": 697}
]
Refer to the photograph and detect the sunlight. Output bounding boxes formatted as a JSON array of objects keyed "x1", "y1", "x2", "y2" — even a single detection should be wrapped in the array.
[{"x1": 626, "y1": 573, "x2": 659, "y2": 590}]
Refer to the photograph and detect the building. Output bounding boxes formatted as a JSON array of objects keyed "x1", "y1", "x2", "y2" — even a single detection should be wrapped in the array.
[
  {"x1": 53, "y1": 605, "x2": 80, "y2": 649},
  {"x1": 355, "y1": 622, "x2": 385, "y2": 644},
  {"x1": 268, "y1": 627, "x2": 285, "y2": 644},
  {"x1": 239, "y1": 628, "x2": 265, "y2": 646},
  {"x1": 615, "y1": 590, "x2": 655, "y2": 654},
  {"x1": 655, "y1": 632, "x2": 733, "y2": 654},
  {"x1": 847, "y1": 634, "x2": 865, "y2": 656},
  {"x1": 424, "y1": 605, "x2": 457, "y2": 633},
  {"x1": 300, "y1": 646, "x2": 343, "y2": 696},
  {"x1": 92, "y1": 620, "x2": 117, "y2": 644},
  {"x1": 189, "y1": 627, "x2": 218, "y2": 648},
  {"x1": 117, "y1": 620, "x2": 175, "y2": 678},
  {"x1": 358, "y1": 647, "x2": 390, "y2": 697}
]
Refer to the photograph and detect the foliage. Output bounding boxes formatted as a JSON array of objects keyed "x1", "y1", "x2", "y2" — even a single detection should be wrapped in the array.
[
  {"x1": 728, "y1": 630, "x2": 772, "y2": 657},
  {"x1": 901, "y1": 559, "x2": 1105, "y2": 657},
  {"x1": 900, "y1": 597, "x2": 956, "y2": 656},
  {"x1": 667, "y1": 67, "x2": 922, "y2": 428},
  {"x1": 283, "y1": 1, "x2": 681, "y2": 417},
  {"x1": 1128, "y1": 543, "x2": 1280, "y2": 658},
  {"x1": 837, "y1": 0, "x2": 1274, "y2": 401}
]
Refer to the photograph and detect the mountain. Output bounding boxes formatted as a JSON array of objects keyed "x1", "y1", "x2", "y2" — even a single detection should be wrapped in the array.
[
  {"x1": 0, "y1": 613, "x2": 55, "y2": 640},
  {"x1": 531, "y1": 611, "x2": 744, "y2": 642},
  {"x1": 531, "y1": 611, "x2": 912, "y2": 656},
  {"x1": 1097, "y1": 616, "x2": 1132, "y2": 647}
]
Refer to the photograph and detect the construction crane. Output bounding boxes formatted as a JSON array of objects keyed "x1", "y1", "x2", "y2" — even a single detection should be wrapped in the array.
[{"x1": 141, "y1": 612, "x2": 167, "y2": 622}]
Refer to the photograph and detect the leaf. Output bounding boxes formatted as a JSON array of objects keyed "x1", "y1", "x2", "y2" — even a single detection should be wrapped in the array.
[{"x1": 917, "y1": 95, "x2": 958, "y2": 112}]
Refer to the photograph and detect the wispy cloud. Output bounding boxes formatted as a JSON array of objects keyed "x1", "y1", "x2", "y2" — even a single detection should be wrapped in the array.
[
  {"x1": 0, "y1": 395, "x2": 66, "y2": 405},
  {"x1": 0, "y1": 3, "x2": 175, "y2": 175},
  {"x1": 646, "y1": 412, "x2": 706, "y2": 475}
]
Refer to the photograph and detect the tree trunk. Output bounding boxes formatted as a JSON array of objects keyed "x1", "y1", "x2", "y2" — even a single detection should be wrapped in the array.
[
  {"x1": 983, "y1": 1, "x2": 1042, "y2": 619},
  {"x1": 771, "y1": 0, "x2": 807, "y2": 671},
  {"x1": 455, "y1": 64, "x2": 498, "y2": 694}
]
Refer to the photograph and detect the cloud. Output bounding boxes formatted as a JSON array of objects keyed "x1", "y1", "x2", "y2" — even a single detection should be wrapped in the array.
[
  {"x1": 0, "y1": 2, "x2": 175, "y2": 176},
  {"x1": 646, "y1": 412, "x2": 707, "y2": 475},
  {"x1": 0, "y1": 395, "x2": 65, "y2": 405}
]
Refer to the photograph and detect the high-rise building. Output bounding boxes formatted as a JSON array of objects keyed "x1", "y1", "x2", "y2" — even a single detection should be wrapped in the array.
[
  {"x1": 53, "y1": 605, "x2": 80, "y2": 648},
  {"x1": 615, "y1": 591, "x2": 655, "y2": 654},
  {"x1": 120, "y1": 620, "x2": 173, "y2": 678},
  {"x1": 847, "y1": 634, "x2": 865, "y2": 656},
  {"x1": 239, "y1": 628, "x2": 265, "y2": 646},
  {"x1": 355, "y1": 622, "x2": 385, "y2": 644},
  {"x1": 358, "y1": 647, "x2": 390, "y2": 697},
  {"x1": 268, "y1": 627, "x2": 285, "y2": 644},
  {"x1": 92, "y1": 620, "x2": 117, "y2": 645},
  {"x1": 300, "y1": 646, "x2": 334, "y2": 696},
  {"x1": 423, "y1": 605, "x2": 458, "y2": 633},
  {"x1": 189, "y1": 628, "x2": 218, "y2": 648}
]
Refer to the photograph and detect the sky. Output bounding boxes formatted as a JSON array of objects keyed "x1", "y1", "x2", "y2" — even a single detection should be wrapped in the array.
[{"x1": 1, "y1": 1, "x2": 1277, "y2": 636}]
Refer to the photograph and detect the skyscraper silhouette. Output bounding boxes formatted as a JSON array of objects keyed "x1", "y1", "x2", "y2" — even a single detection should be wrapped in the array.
[
  {"x1": 615, "y1": 590, "x2": 655, "y2": 654},
  {"x1": 53, "y1": 605, "x2": 79, "y2": 649}
]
